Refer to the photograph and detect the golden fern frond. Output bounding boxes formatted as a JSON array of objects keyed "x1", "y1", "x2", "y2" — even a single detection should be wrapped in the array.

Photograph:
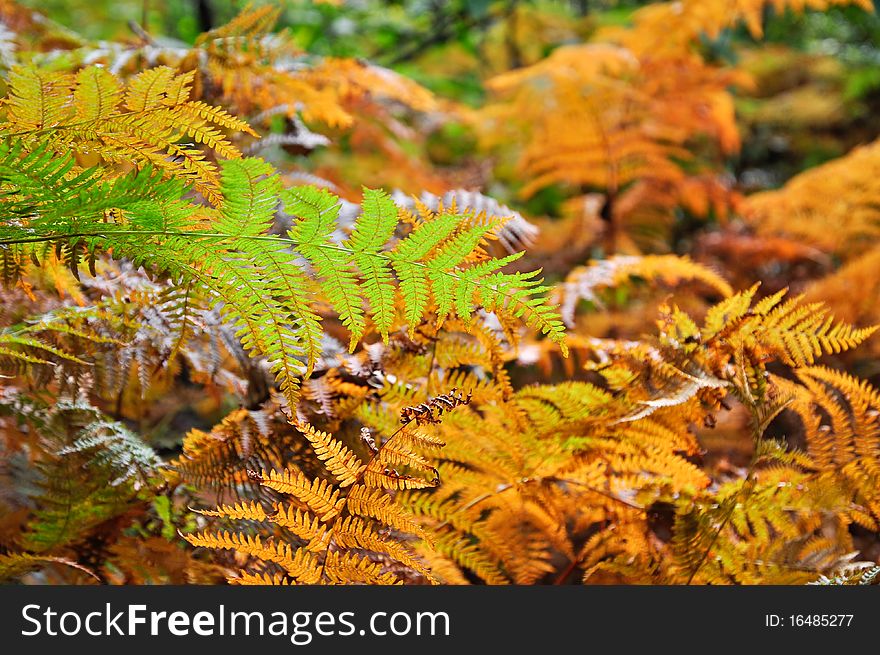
[
  {"x1": 394, "y1": 374, "x2": 715, "y2": 583},
  {"x1": 254, "y1": 468, "x2": 344, "y2": 521},
  {"x1": 332, "y1": 515, "x2": 432, "y2": 579},
  {"x1": 362, "y1": 466, "x2": 438, "y2": 491},
  {"x1": 693, "y1": 286, "x2": 878, "y2": 368},
  {"x1": 555, "y1": 254, "x2": 732, "y2": 326},
  {"x1": 650, "y1": 286, "x2": 877, "y2": 408},
  {"x1": 193, "y1": 501, "x2": 269, "y2": 522},
  {"x1": 482, "y1": 44, "x2": 680, "y2": 199},
  {"x1": 603, "y1": 0, "x2": 873, "y2": 56},
  {"x1": 234, "y1": 571, "x2": 293, "y2": 585},
  {"x1": 270, "y1": 504, "x2": 327, "y2": 546},
  {"x1": 479, "y1": 42, "x2": 743, "y2": 253},
  {"x1": 183, "y1": 530, "x2": 322, "y2": 583},
  {"x1": 743, "y1": 138, "x2": 880, "y2": 258},
  {"x1": 670, "y1": 469, "x2": 853, "y2": 584},
  {"x1": 430, "y1": 531, "x2": 510, "y2": 585},
  {"x1": 192, "y1": 4, "x2": 434, "y2": 127},
  {"x1": 173, "y1": 401, "x2": 306, "y2": 501},
  {"x1": 322, "y1": 551, "x2": 402, "y2": 585},
  {"x1": 754, "y1": 294, "x2": 877, "y2": 366},
  {"x1": 194, "y1": 2, "x2": 280, "y2": 47},
  {"x1": 184, "y1": 390, "x2": 470, "y2": 584},
  {"x1": 345, "y1": 485, "x2": 429, "y2": 541},
  {"x1": 1, "y1": 65, "x2": 255, "y2": 205},
  {"x1": 192, "y1": 497, "x2": 329, "y2": 547},
  {"x1": 293, "y1": 421, "x2": 365, "y2": 487}
]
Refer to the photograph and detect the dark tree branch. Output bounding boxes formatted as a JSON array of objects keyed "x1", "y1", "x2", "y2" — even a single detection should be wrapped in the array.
[{"x1": 380, "y1": 4, "x2": 496, "y2": 67}]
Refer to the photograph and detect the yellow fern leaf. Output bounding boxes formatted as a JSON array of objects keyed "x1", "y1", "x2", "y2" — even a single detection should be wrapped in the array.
[
  {"x1": 294, "y1": 421, "x2": 366, "y2": 487},
  {"x1": 256, "y1": 468, "x2": 344, "y2": 521},
  {"x1": 2, "y1": 65, "x2": 252, "y2": 206},
  {"x1": 183, "y1": 530, "x2": 322, "y2": 583},
  {"x1": 322, "y1": 551, "x2": 402, "y2": 585}
]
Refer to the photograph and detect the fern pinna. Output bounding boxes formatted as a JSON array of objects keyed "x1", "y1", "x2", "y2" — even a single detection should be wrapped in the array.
[{"x1": 2, "y1": 65, "x2": 255, "y2": 205}]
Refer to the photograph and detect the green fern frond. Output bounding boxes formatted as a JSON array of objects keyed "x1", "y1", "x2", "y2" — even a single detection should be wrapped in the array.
[
  {"x1": 2, "y1": 139, "x2": 565, "y2": 405},
  {"x1": 0, "y1": 330, "x2": 86, "y2": 369}
]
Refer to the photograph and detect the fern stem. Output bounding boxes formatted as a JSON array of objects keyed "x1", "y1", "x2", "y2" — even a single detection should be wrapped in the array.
[{"x1": 553, "y1": 555, "x2": 581, "y2": 586}]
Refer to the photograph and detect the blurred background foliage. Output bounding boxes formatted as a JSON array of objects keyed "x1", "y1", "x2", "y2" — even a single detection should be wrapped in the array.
[{"x1": 19, "y1": 0, "x2": 880, "y2": 185}]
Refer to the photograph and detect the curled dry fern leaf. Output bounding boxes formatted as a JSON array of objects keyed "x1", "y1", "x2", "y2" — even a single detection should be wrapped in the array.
[{"x1": 555, "y1": 254, "x2": 732, "y2": 326}]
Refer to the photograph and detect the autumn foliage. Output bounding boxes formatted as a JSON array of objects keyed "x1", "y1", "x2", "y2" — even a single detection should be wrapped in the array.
[{"x1": 1, "y1": 0, "x2": 879, "y2": 586}]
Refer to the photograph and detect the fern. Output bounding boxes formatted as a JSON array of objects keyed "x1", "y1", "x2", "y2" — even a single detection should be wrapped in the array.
[
  {"x1": 1, "y1": 65, "x2": 255, "y2": 205},
  {"x1": 2, "y1": 0, "x2": 879, "y2": 590},
  {"x1": 19, "y1": 263, "x2": 253, "y2": 407},
  {"x1": 0, "y1": 552, "x2": 99, "y2": 582},
  {"x1": 652, "y1": 286, "x2": 877, "y2": 399},
  {"x1": 183, "y1": 391, "x2": 464, "y2": 584},
  {"x1": 743, "y1": 139, "x2": 880, "y2": 257},
  {"x1": 54, "y1": 4, "x2": 435, "y2": 133},
  {"x1": 811, "y1": 564, "x2": 880, "y2": 585},
  {"x1": 555, "y1": 254, "x2": 732, "y2": 326},
  {"x1": 668, "y1": 471, "x2": 850, "y2": 585},
  {"x1": 605, "y1": 0, "x2": 873, "y2": 56},
  {"x1": 390, "y1": 188, "x2": 539, "y2": 253},
  {"x1": 0, "y1": 388, "x2": 161, "y2": 576},
  {"x1": 173, "y1": 399, "x2": 311, "y2": 501},
  {"x1": 480, "y1": 41, "x2": 745, "y2": 252},
  {"x1": 1, "y1": 143, "x2": 565, "y2": 405},
  {"x1": 782, "y1": 367, "x2": 880, "y2": 529}
]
